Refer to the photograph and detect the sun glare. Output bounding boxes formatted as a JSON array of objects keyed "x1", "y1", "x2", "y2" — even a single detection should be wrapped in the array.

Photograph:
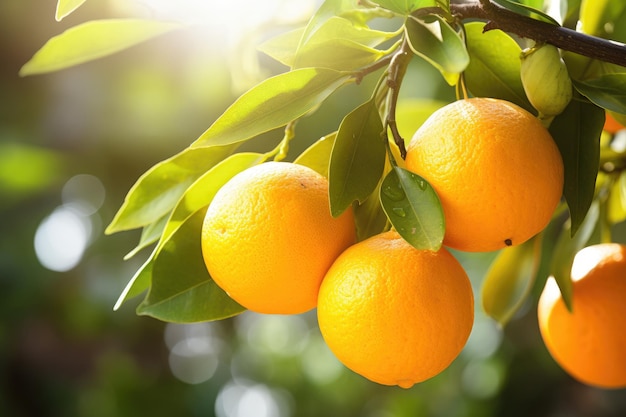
[{"x1": 122, "y1": 0, "x2": 317, "y2": 43}]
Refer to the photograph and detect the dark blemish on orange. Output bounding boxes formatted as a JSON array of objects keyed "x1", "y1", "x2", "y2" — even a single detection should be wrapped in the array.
[{"x1": 504, "y1": 238, "x2": 512, "y2": 246}]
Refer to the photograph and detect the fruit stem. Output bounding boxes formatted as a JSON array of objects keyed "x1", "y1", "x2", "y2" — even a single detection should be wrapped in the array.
[
  {"x1": 385, "y1": 38, "x2": 413, "y2": 159},
  {"x1": 265, "y1": 120, "x2": 297, "y2": 162}
]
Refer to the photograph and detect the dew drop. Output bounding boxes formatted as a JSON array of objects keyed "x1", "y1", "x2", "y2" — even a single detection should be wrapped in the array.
[
  {"x1": 382, "y1": 185, "x2": 405, "y2": 202},
  {"x1": 392, "y1": 207, "x2": 406, "y2": 217}
]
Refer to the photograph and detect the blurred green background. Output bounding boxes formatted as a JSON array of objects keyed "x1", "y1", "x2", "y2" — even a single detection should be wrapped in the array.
[{"x1": 2, "y1": 1, "x2": 626, "y2": 416}]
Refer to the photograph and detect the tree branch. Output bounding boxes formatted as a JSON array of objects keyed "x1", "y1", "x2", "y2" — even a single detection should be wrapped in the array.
[
  {"x1": 446, "y1": 0, "x2": 626, "y2": 67},
  {"x1": 386, "y1": 39, "x2": 413, "y2": 159}
]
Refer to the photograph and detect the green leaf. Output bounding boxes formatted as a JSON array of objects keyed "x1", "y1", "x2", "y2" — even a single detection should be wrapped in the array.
[
  {"x1": 124, "y1": 215, "x2": 168, "y2": 260},
  {"x1": 20, "y1": 19, "x2": 182, "y2": 76},
  {"x1": 294, "y1": 39, "x2": 389, "y2": 71},
  {"x1": 260, "y1": 17, "x2": 398, "y2": 68},
  {"x1": 311, "y1": 16, "x2": 400, "y2": 47},
  {"x1": 549, "y1": 97, "x2": 603, "y2": 235},
  {"x1": 137, "y1": 209, "x2": 245, "y2": 323},
  {"x1": 56, "y1": 0, "x2": 87, "y2": 21},
  {"x1": 405, "y1": 15, "x2": 470, "y2": 85},
  {"x1": 380, "y1": 166, "x2": 444, "y2": 250},
  {"x1": 294, "y1": 132, "x2": 337, "y2": 177},
  {"x1": 329, "y1": 100, "x2": 386, "y2": 217},
  {"x1": 579, "y1": 0, "x2": 626, "y2": 37},
  {"x1": 113, "y1": 251, "x2": 154, "y2": 311},
  {"x1": 464, "y1": 22, "x2": 533, "y2": 113},
  {"x1": 191, "y1": 68, "x2": 349, "y2": 148},
  {"x1": 482, "y1": 237, "x2": 540, "y2": 326},
  {"x1": 354, "y1": 184, "x2": 388, "y2": 241},
  {"x1": 532, "y1": 205, "x2": 568, "y2": 295},
  {"x1": 106, "y1": 144, "x2": 237, "y2": 234},
  {"x1": 492, "y1": 0, "x2": 561, "y2": 25},
  {"x1": 258, "y1": 27, "x2": 305, "y2": 67},
  {"x1": 374, "y1": 0, "x2": 436, "y2": 15},
  {"x1": 299, "y1": 0, "x2": 365, "y2": 46},
  {"x1": 574, "y1": 73, "x2": 626, "y2": 114},
  {"x1": 549, "y1": 199, "x2": 601, "y2": 311}
]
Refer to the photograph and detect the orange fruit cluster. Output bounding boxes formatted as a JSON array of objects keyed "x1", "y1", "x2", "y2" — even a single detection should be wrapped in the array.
[
  {"x1": 201, "y1": 160, "x2": 474, "y2": 388},
  {"x1": 200, "y1": 98, "x2": 626, "y2": 389}
]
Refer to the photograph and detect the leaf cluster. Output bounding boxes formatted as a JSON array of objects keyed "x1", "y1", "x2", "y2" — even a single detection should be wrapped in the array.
[{"x1": 23, "y1": 0, "x2": 626, "y2": 324}]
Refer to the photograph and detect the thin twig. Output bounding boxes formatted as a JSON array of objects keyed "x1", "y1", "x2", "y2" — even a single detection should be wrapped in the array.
[
  {"x1": 386, "y1": 39, "x2": 413, "y2": 159},
  {"x1": 447, "y1": 0, "x2": 626, "y2": 67}
]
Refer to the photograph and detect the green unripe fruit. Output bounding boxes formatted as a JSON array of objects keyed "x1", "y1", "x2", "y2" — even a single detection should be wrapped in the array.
[{"x1": 520, "y1": 43, "x2": 573, "y2": 124}]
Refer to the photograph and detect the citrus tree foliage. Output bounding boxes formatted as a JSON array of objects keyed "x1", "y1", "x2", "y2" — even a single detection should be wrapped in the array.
[{"x1": 23, "y1": 0, "x2": 626, "y2": 324}]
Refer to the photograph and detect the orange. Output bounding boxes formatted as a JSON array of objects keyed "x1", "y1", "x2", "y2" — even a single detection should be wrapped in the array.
[
  {"x1": 604, "y1": 111, "x2": 626, "y2": 134},
  {"x1": 201, "y1": 161, "x2": 356, "y2": 315},
  {"x1": 405, "y1": 98, "x2": 564, "y2": 252},
  {"x1": 317, "y1": 231, "x2": 474, "y2": 388},
  {"x1": 537, "y1": 243, "x2": 626, "y2": 389}
]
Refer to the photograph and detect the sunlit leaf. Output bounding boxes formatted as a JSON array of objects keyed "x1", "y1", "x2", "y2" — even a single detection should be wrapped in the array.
[
  {"x1": 124, "y1": 215, "x2": 168, "y2": 260},
  {"x1": 329, "y1": 100, "x2": 386, "y2": 216},
  {"x1": 374, "y1": 0, "x2": 436, "y2": 15},
  {"x1": 299, "y1": 0, "x2": 364, "y2": 46},
  {"x1": 308, "y1": 16, "x2": 400, "y2": 47},
  {"x1": 574, "y1": 73, "x2": 626, "y2": 114},
  {"x1": 294, "y1": 132, "x2": 337, "y2": 177},
  {"x1": 492, "y1": 0, "x2": 560, "y2": 25},
  {"x1": 113, "y1": 251, "x2": 155, "y2": 310},
  {"x1": 55, "y1": 0, "x2": 87, "y2": 21},
  {"x1": 549, "y1": 97, "x2": 603, "y2": 235},
  {"x1": 294, "y1": 39, "x2": 389, "y2": 71},
  {"x1": 464, "y1": 22, "x2": 533, "y2": 113},
  {"x1": 405, "y1": 15, "x2": 469, "y2": 85},
  {"x1": 137, "y1": 210, "x2": 245, "y2": 323},
  {"x1": 482, "y1": 237, "x2": 540, "y2": 326},
  {"x1": 380, "y1": 166, "x2": 444, "y2": 250},
  {"x1": 579, "y1": 0, "x2": 626, "y2": 37},
  {"x1": 260, "y1": 17, "x2": 399, "y2": 68},
  {"x1": 191, "y1": 68, "x2": 349, "y2": 148},
  {"x1": 549, "y1": 200, "x2": 601, "y2": 311},
  {"x1": 258, "y1": 27, "x2": 305, "y2": 67},
  {"x1": 106, "y1": 144, "x2": 237, "y2": 234},
  {"x1": 20, "y1": 19, "x2": 182, "y2": 76}
]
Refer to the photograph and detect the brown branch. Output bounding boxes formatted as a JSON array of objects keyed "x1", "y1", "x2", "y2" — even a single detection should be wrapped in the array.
[
  {"x1": 386, "y1": 39, "x2": 413, "y2": 159},
  {"x1": 447, "y1": 0, "x2": 626, "y2": 67}
]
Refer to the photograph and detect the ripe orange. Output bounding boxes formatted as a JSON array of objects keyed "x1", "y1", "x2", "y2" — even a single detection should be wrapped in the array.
[
  {"x1": 604, "y1": 111, "x2": 626, "y2": 134},
  {"x1": 201, "y1": 161, "x2": 356, "y2": 315},
  {"x1": 537, "y1": 243, "x2": 626, "y2": 389},
  {"x1": 317, "y1": 230, "x2": 474, "y2": 388},
  {"x1": 405, "y1": 98, "x2": 564, "y2": 252}
]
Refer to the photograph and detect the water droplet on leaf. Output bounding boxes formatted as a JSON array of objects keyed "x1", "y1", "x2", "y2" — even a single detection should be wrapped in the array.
[
  {"x1": 382, "y1": 184, "x2": 405, "y2": 202},
  {"x1": 392, "y1": 207, "x2": 406, "y2": 217}
]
